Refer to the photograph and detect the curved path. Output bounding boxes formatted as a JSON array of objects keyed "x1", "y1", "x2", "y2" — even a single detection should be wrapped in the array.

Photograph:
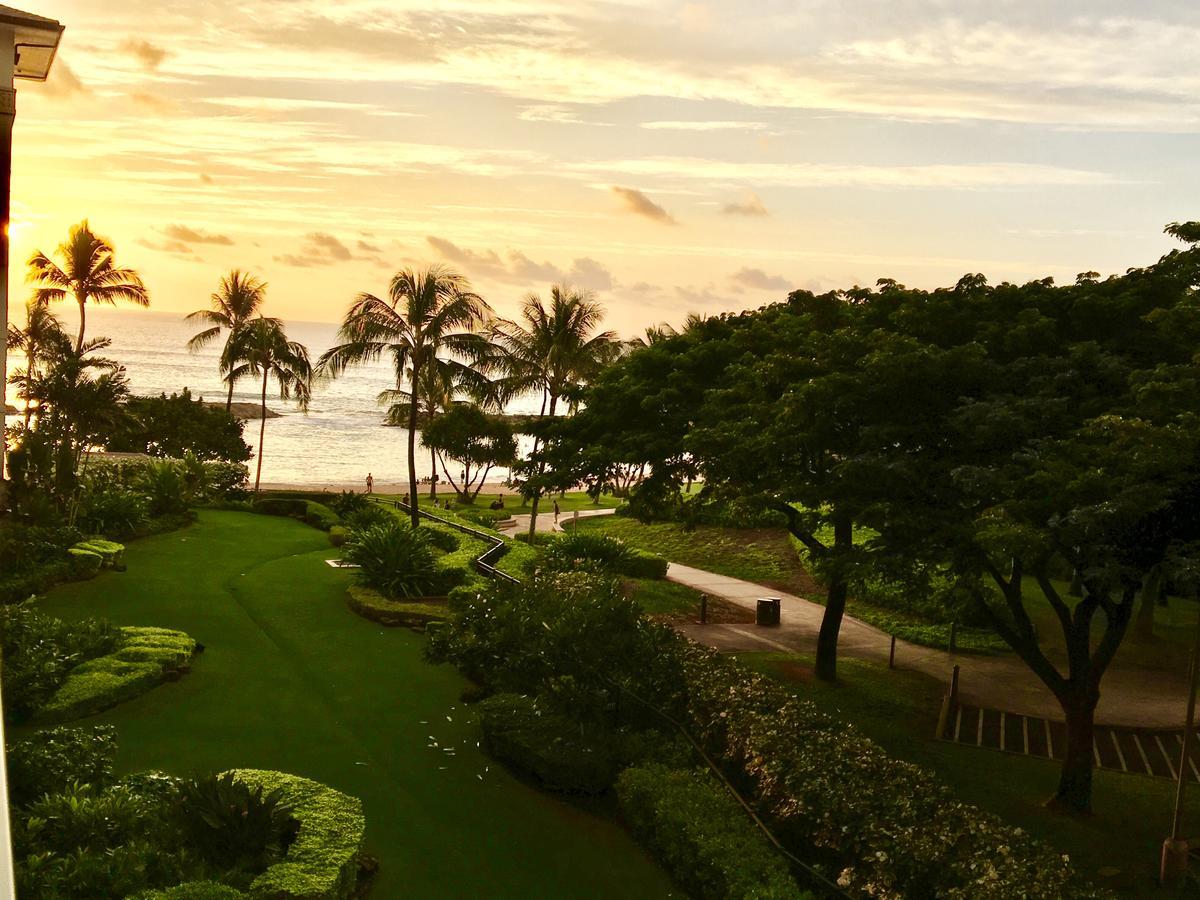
[
  {"x1": 499, "y1": 505, "x2": 618, "y2": 536},
  {"x1": 667, "y1": 562, "x2": 1192, "y2": 729}
]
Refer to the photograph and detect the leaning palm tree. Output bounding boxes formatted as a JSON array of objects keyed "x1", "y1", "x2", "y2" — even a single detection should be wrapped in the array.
[
  {"x1": 186, "y1": 270, "x2": 268, "y2": 412},
  {"x1": 490, "y1": 285, "x2": 619, "y2": 536},
  {"x1": 223, "y1": 317, "x2": 312, "y2": 492},
  {"x1": 27, "y1": 220, "x2": 150, "y2": 353},
  {"x1": 317, "y1": 266, "x2": 492, "y2": 527}
]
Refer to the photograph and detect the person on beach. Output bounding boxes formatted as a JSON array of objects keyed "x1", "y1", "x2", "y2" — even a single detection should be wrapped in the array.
[
  {"x1": 366, "y1": 473, "x2": 374, "y2": 494},
  {"x1": 553, "y1": 499, "x2": 560, "y2": 524}
]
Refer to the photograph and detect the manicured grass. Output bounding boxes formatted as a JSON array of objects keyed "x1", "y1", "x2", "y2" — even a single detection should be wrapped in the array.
[
  {"x1": 627, "y1": 578, "x2": 704, "y2": 617},
  {"x1": 573, "y1": 516, "x2": 819, "y2": 595},
  {"x1": 392, "y1": 490, "x2": 623, "y2": 516},
  {"x1": 24, "y1": 510, "x2": 673, "y2": 898},
  {"x1": 737, "y1": 651, "x2": 1200, "y2": 898}
]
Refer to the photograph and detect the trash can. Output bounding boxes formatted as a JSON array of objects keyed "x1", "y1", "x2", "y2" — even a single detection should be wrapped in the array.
[{"x1": 756, "y1": 597, "x2": 781, "y2": 627}]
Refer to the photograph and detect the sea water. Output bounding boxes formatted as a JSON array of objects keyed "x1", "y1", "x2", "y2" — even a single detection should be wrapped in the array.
[{"x1": 4, "y1": 307, "x2": 539, "y2": 487}]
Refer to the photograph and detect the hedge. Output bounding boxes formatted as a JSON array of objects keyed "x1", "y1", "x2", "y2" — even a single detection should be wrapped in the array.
[
  {"x1": 68, "y1": 547, "x2": 103, "y2": 580},
  {"x1": 617, "y1": 764, "x2": 808, "y2": 900},
  {"x1": 135, "y1": 883, "x2": 247, "y2": 899},
  {"x1": 74, "y1": 539, "x2": 126, "y2": 571},
  {"x1": 35, "y1": 627, "x2": 198, "y2": 723},
  {"x1": 345, "y1": 584, "x2": 448, "y2": 629},
  {"x1": 492, "y1": 539, "x2": 539, "y2": 579},
  {"x1": 677, "y1": 642, "x2": 1104, "y2": 899},
  {"x1": 478, "y1": 693, "x2": 619, "y2": 794},
  {"x1": 328, "y1": 526, "x2": 349, "y2": 548},
  {"x1": 227, "y1": 769, "x2": 365, "y2": 900},
  {"x1": 626, "y1": 548, "x2": 669, "y2": 579}
]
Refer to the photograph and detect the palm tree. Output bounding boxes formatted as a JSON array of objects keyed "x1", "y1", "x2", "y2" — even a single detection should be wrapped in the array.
[
  {"x1": 380, "y1": 355, "x2": 497, "y2": 502},
  {"x1": 490, "y1": 285, "x2": 619, "y2": 536},
  {"x1": 317, "y1": 266, "x2": 492, "y2": 528},
  {"x1": 224, "y1": 317, "x2": 312, "y2": 492},
  {"x1": 27, "y1": 220, "x2": 150, "y2": 353},
  {"x1": 186, "y1": 270, "x2": 268, "y2": 412},
  {"x1": 7, "y1": 299, "x2": 65, "y2": 428}
]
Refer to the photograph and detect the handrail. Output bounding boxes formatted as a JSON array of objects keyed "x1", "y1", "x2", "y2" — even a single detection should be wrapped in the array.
[{"x1": 373, "y1": 499, "x2": 520, "y2": 585}]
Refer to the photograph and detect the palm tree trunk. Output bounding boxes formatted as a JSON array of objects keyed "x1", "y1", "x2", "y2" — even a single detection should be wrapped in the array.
[
  {"x1": 527, "y1": 392, "x2": 557, "y2": 539},
  {"x1": 75, "y1": 297, "x2": 86, "y2": 354},
  {"x1": 406, "y1": 365, "x2": 421, "y2": 528},
  {"x1": 225, "y1": 379, "x2": 235, "y2": 413},
  {"x1": 254, "y1": 370, "x2": 268, "y2": 492},
  {"x1": 430, "y1": 444, "x2": 438, "y2": 501}
]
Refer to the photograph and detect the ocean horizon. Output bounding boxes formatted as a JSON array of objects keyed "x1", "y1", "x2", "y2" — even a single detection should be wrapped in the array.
[{"x1": 5, "y1": 306, "x2": 539, "y2": 487}]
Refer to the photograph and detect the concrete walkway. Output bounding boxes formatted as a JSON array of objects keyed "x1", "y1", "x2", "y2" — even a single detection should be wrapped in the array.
[
  {"x1": 667, "y1": 562, "x2": 1192, "y2": 729},
  {"x1": 499, "y1": 506, "x2": 617, "y2": 536}
]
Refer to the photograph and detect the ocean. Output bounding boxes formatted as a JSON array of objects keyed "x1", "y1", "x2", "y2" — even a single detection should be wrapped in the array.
[{"x1": 4, "y1": 306, "x2": 540, "y2": 488}]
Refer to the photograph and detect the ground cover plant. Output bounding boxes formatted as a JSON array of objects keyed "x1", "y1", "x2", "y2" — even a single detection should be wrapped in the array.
[{"x1": 25, "y1": 509, "x2": 676, "y2": 898}]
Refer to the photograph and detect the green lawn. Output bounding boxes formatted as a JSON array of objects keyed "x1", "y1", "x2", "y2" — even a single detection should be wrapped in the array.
[
  {"x1": 738, "y1": 651, "x2": 1200, "y2": 898},
  {"x1": 392, "y1": 490, "x2": 623, "y2": 516},
  {"x1": 24, "y1": 510, "x2": 674, "y2": 898}
]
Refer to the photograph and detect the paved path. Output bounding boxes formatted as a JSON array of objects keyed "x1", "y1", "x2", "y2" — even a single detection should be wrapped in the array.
[
  {"x1": 499, "y1": 506, "x2": 617, "y2": 536},
  {"x1": 667, "y1": 562, "x2": 1192, "y2": 729}
]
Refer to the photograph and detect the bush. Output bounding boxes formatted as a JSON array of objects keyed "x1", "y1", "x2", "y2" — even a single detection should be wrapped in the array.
[
  {"x1": 542, "y1": 532, "x2": 668, "y2": 579},
  {"x1": 492, "y1": 538, "x2": 539, "y2": 579},
  {"x1": 0, "y1": 605, "x2": 122, "y2": 723},
  {"x1": 35, "y1": 626, "x2": 198, "y2": 724},
  {"x1": 74, "y1": 538, "x2": 126, "y2": 570},
  {"x1": 328, "y1": 526, "x2": 349, "y2": 548},
  {"x1": 141, "y1": 461, "x2": 190, "y2": 517},
  {"x1": 345, "y1": 584, "x2": 447, "y2": 629},
  {"x1": 175, "y1": 772, "x2": 298, "y2": 875},
  {"x1": 453, "y1": 506, "x2": 512, "y2": 528},
  {"x1": 6, "y1": 725, "x2": 118, "y2": 808},
  {"x1": 343, "y1": 521, "x2": 441, "y2": 599},
  {"x1": 479, "y1": 693, "x2": 620, "y2": 794},
  {"x1": 625, "y1": 548, "x2": 669, "y2": 579},
  {"x1": 136, "y1": 883, "x2": 247, "y2": 899},
  {"x1": 251, "y1": 497, "x2": 308, "y2": 518},
  {"x1": 342, "y1": 503, "x2": 395, "y2": 533},
  {"x1": 68, "y1": 546, "x2": 104, "y2": 579},
  {"x1": 617, "y1": 764, "x2": 806, "y2": 899},
  {"x1": 330, "y1": 490, "x2": 369, "y2": 518},
  {"x1": 304, "y1": 501, "x2": 340, "y2": 531},
  {"x1": 75, "y1": 487, "x2": 151, "y2": 539},
  {"x1": 226, "y1": 769, "x2": 365, "y2": 900}
]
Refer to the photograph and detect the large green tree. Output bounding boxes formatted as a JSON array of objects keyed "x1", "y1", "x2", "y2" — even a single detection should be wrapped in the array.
[
  {"x1": 103, "y1": 389, "x2": 252, "y2": 462},
  {"x1": 421, "y1": 404, "x2": 517, "y2": 501},
  {"x1": 224, "y1": 317, "x2": 312, "y2": 492},
  {"x1": 26, "y1": 221, "x2": 149, "y2": 354},
  {"x1": 186, "y1": 270, "x2": 268, "y2": 412},
  {"x1": 317, "y1": 266, "x2": 491, "y2": 527}
]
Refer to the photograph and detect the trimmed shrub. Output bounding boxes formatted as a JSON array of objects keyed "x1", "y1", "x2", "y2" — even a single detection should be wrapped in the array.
[
  {"x1": 68, "y1": 546, "x2": 104, "y2": 579},
  {"x1": 479, "y1": 693, "x2": 619, "y2": 794},
  {"x1": 328, "y1": 526, "x2": 349, "y2": 548},
  {"x1": 617, "y1": 764, "x2": 806, "y2": 900},
  {"x1": 252, "y1": 497, "x2": 308, "y2": 519},
  {"x1": 542, "y1": 532, "x2": 667, "y2": 580},
  {"x1": 136, "y1": 883, "x2": 247, "y2": 899},
  {"x1": 6, "y1": 725, "x2": 118, "y2": 808},
  {"x1": 227, "y1": 769, "x2": 365, "y2": 900},
  {"x1": 74, "y1": 539, "x2": 126, "y2": 570},
  {"x1": 36, "y1": 626, "x2": 198, "y2": 724},
  {"x1": 304, "y1": 501, "x2": 340, "y2": 531},
  {"x1": 346, "y1": 584, "x2": 447, "y2": 629},
  {"x1": 625, "y1": 548, "x2": 669, "y2": 579}
]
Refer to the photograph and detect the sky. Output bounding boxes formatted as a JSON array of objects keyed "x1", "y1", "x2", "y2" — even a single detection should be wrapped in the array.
[{"x1": 9, "y1": 0, "x2": 1200, "y2": 336}]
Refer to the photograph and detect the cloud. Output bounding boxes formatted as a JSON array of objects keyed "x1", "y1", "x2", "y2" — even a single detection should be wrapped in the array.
[
  {"x1": 722, "y1": 192, "x2": 769, "y2": 216},
  {"x1": 163, "y1": 224, "x2": 233, "y2": 246},
  {"x1": 37, "y1": 59, "x2": 87, "y2": 99},
  {"x1": 199, "y1": 173, "x2": 214, "y2": 185},
  {"x1": 518, "y1": 104, "x2": 607, "y2": 125},
  {"x1": 136, "y1": 237, "x2": 199, "y2": 259},
  {"x1": 611, "y1": 187, "x2": 677, "y2": 224},
  {"x1": 730, "y1": 267, "x2": 790, "y2": 291},
  {"x1": 276, "y1": 231, "x2": 384, "y2": 267},
  {"x1": 357, "y1": 239, "x2": 383, "y2": 253},
  {"x1": 426, "y1": 236, "x2": 615, "y2": 291},
  {"x1": 641, "y1": 120, "x2": 768, "y2": 131},
  {"x1": 122, "y1": 39, "x2": 168, "y2": 72}
]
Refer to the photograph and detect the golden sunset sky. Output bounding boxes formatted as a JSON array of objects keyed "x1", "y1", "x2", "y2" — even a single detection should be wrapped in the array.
[{"x1": 10, "y1": 1, "x2": 1199, "y2": 335}]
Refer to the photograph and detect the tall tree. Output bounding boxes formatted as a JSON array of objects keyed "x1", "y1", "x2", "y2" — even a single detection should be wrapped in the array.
[
  {"x1": 422, "y1": 404, "x2": 517, "y2": 501},
  {"x1": 186, "y1": 270, "x2": 268, "y2": 412},
  {"x1": 224, "y1": 317, "x2": 312, "y2": 492},
  {"x1": 6, "y1": 298, "x2": 64, "y2": 428},
  {"x1": 317, "y1": 266, "x2": 491, "y2": 527},
  {"x1": 490, "y1": 285, "x2": 618, "y2": 537},
  {"x1": 26, "y1": 221, "x2": 150, "y2": 353}
]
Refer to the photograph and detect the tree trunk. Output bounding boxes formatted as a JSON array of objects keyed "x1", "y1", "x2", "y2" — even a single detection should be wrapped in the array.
[
  {"x1": 1134, "y1": 566, "x2": 1162, "y2": 641},
  {"x1": 430, "y1": 444, "x2": 438, "y2": 500},
  {"x1": 75, "y1": 296, "x2": 86, "y2": 354},
  {"x1": 1052, "y1": 694, "x2": 1098, "y2": 814},
  {"x1": 815, "y1": 514, "x2": 853, "y2": 682},
  {"x1": 406, "y1": 366, "x2": 420, "y2": 527},
  {"x1": 527, "y1": 393, "x2": 557, "y2": 539},
  {"x1": 225, "y1": 379, "x2": 235, "y2": 413},
  {"x1": 253, "y1": 371, "x2": 268, "y2": 492}
]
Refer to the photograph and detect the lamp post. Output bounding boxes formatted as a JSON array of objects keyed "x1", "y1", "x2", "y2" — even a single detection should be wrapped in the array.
[
  {"x1": 0, "y1": 10, "x2": 65, "y2": 898},
  {"x1": 0, "y1": 4, "x2": 63, "y2": 487}
]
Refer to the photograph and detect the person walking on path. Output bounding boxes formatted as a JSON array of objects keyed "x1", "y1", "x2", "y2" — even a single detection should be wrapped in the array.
[
  {"x1": 553, "y1": 499, "x2": 560, "y2": 524},
  {"x1": 366, "y1": 472, "x2": 374, "y2": 494}
]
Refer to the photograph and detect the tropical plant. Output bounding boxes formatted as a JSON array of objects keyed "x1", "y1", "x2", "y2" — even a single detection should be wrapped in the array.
[
  {"x1": 27, "y1": 220, "x2": 150, "y2": 353},
  {"x1": 222, "y1": 317, "x2": 312, "y2": 492},
  {"x1": 420, "y1": 403, "x2": 516, "y2": 502},
  {"x1": 186, "y1": 270, "x2": 268, "y2": 411},
  {"x1": 342, "y1": 520, "x2": 441, "y2": 599},
  {"x1": 489, "y1": 285, "x2": 619, "y2": 536},
  {"x1": 103, "y1": 389, "x2": 252, "y2": 462},
  {"x1": 174, "y1": 772, "x2": 297, "y2": 873},
  {"x1": 6, "y1": 298, "x2": 65, "y2": 428},
  {"x1": 318, "y1": 266, "x2": 492, "y2": 526}
]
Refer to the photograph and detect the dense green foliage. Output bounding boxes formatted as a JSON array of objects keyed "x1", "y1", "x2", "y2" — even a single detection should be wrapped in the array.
[
  {"x1": 542, "y1": 531, "x2": 668, "y2": 579},
  {"x1": 103, "y1": 389, "x2": 252, "y2": 462},
  {"x1": 176, "y1": 773, "x2": 298, "y2": 875},
  {"x1": 342, "y1": 520, "x2": 441, "y2": 599},
  {"x1": 617, "y1": 764, "x2": 806, "y2": 899},
  {"x1": 345, "y1": 584, "x2": 447, "y2": 628},
  {"x1": 6, "y1": 725, "x2": 118, "y2": 808},
  {"x1": 421, "y1": 404, "x2": 517, "y2": 501}
]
